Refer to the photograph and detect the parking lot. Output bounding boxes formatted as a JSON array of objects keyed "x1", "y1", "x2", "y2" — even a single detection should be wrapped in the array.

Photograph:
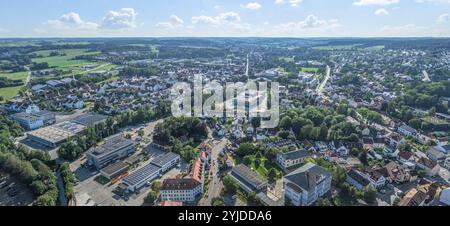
[{"x1": 0, "y1": 172, "x2": 34, "y2": 206}]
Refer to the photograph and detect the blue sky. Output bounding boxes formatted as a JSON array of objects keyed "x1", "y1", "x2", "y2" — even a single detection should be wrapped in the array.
[{"x1": 0, "y1": 0, "x2": 450, "y2": 37}]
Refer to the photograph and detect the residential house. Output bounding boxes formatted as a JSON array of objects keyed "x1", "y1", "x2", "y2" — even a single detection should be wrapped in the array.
[
  {"x1": 276, "y1": 149, "x2": 309, "y2": 171},
  {"x1": 397, "y1": 125, "x2": 417, "y2": 137},
  {"x1": 416, "y1": 157, "x2": 440, "y2": 176},
  {"x1": 346, "y1": 169, "x2": 370, "y2": 190},
  {"x1": 397, "y1": 151, "x2": 415, "y2": 164},
  {"x1": 427, "y1": 148, "x2": 446, "y2": 163},
  {"x1": 380, "y1": 162, "x2": 411, "y2": 184}
]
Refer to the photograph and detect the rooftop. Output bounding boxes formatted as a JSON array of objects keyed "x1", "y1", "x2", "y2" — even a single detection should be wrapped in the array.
[
  {"x1": 284, "y1": 163, "x2": 331, "y2": 193},
  {"x1": 28, "y1": 121, "x2": 85, "y2": 143},
  {"x1": 280, "y1": 149, "x2": 309, "y2": 160},
  {"x1": 161, "y1": 178, "x2": 202, "y2": 191},
  {"x1": 71, "y1": 113, "x2": 107, "y2": 126},
  {"x1": 89, "y1": 134, "x2": 134, "y2": 157},
  {"x1": 123, "y1": 163, "x2": 161, "y2": 186},
  {"x1": 231, "y1": 164, "x2": 267, "y2": 189},
  {"x1": 100, "y1": 161, "x2": 129, "y2": 176},
  {"x1": 150, "y1": 152, "x2": 180, "y2": 168}
]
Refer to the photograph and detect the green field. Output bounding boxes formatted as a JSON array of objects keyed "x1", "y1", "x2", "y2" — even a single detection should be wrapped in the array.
[
  {"x1": 0, "y1": 86, "x2": 22, "y2": 102},
  {"x1": 0, "y1": 41, "x2": 39, "y2": 47},
  {"x1": 301, "y1": 67, "x2": 319, "y2": 73},
  {"x1": 312, "y1": 44, "x2": 361, "y2": 50},
  {"x1": 0, "y1": 71, "x2": 28, "y2": 82},
  {"x1": 31, "y1": 49, "x2": 100, "y2": 68},
  {"x1": 0, "y1": 71, "x2": 29, "y2": 102}
]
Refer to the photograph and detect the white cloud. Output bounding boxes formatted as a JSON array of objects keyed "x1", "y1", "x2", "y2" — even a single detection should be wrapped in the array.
[
  {"x1": 100, "y1": 8, "x2": 138, "y2": 29},
  {"x1": 275, "y1": 15, "x2": 341, "y2": 34},
  {"x1": 437, "y1": 13, "x2": 450, "y2": 23},
  {"x1": 275, "y1": 0, "x2": 303, "y2": 7},
  {"x1": 192, "y1": 12, "x2": 241, "y2": 25},
  {"x1": 47, "y1": 12, "x2": 99, "y2": 30},
  {"x1": 353, "y1": 0, "x2": 399, "y2": 6},
  {"x1": 380, "y1": 24, "x2": 428, "y2": 36},
  {"x1": 375, "y1": 8, "x2": 390, "y2": 15},
  {"x1": 241, "y1": 2, "x2": 262, "y2": 10},
  {"x1": 170, "y1": 15, "x2": 184, "y2": 25},
  {"x1": 156, "y1": 15, "x2": 184, "y2": 29}
]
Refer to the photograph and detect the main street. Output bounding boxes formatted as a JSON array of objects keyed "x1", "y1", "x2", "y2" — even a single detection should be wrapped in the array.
[
  {"x1": 316, "y1": 65, "x2": 331, "y2": 96},
  {"x1": 199, "y1": 137, "x2": 228, "y2": 206}
]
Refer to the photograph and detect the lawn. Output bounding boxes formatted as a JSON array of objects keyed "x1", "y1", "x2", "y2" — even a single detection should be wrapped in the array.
[
  {"x1": 31, "y1": 49, "x2": 100, "y2": 68},
  {"x1": 301, "y1": 67, "x2": 319, "y2": 73},
  {"x1": 0, "y1": 86, "x2": 23, "y2": 102},
  {"x1": 242, "y1": 155, "x2": 281, "y2": 179}
]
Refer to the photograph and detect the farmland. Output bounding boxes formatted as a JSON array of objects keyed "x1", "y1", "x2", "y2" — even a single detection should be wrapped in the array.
[
  {"x1": 0, "y1": 71, "x2": 28, "y2": 102},
  {"x1": 31, "y1": 49, "x2": 100, "y2": 68}
]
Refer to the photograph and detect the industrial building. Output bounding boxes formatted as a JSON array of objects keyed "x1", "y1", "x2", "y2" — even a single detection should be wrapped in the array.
[
  {"x1": 87, "y1": 134, "x2": 136, "y2": 170},
  {"x1": 122, "y1": 163, "x2": 161, "y2": 192},
  {"x1": 11, "y1": 110, "x2": 55, "y2": 130},
  {"x1": 150, "y1": 152, "x2": 180, "y2": 173},
  {"x1": 229, "y1": 164, "x2": 268, "y2": 193},
  {"x1": 27, "y1": 121, "x2": 85, "y2": 147},
  {"x1": 100, "y1": 161, "x2": 129, "y2": 181},
  {"x1": 120, "y1": 152, "x2": 181, "y2": 192}
]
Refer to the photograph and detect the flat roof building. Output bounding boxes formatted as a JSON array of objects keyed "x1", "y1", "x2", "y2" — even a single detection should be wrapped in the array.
[
  {"x1": 150, "y1": 152, "x2": 180, "y2": 173},
  {"x1": 100, "y1": 161, "x2": 129, "y2": 180},
  {"x1": 27, "y1": 121, "x2": 85, "y2": 147},
  {"x1": 87, "y1": 134, "x2": 135, "y2": 170},
  {"x1": 122, "y1": 163, "x2": 161, "y2": 192},
  {"x1": 71, "y1": 113, "x2": 107, "y2": 126},
  {"x1": 230, "y1": 164, "x2": 268, "y2": 193}
]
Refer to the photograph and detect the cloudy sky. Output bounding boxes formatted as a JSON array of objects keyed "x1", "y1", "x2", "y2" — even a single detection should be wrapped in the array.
[{"x1": 1, "y1": 0, "x2": 450, "y2": 37}]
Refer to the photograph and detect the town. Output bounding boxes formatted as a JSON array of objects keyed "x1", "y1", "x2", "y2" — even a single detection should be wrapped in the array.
[{"x1": 0, "y1": 37, "x2": 449, "y2": 207}]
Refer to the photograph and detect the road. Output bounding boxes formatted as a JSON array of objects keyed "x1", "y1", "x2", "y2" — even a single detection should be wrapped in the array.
[
  {"x1": 204, "y1": 139, "x2": 228, "y2": 206},
  {"x1": 422, "y1": 70, "x2": 431, "y2": 82},
  {"x1": 316, "y1": 65, "x2": 331, "y2": 95},
  {"x1": 56, "y1": 169, "x2": 68, "y2": 206}
]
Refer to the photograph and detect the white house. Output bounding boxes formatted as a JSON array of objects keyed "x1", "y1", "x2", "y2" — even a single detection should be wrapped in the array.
[
  {"x1": 416, "y1": 157, "x2": 440, "y2": 176},
  {"x1": 276, "y1": 149, "x2": 309, "y2": 171},
  {"x1": 397, "y1": 125, "x2": 417, "y2": 137},
  {"x1": 160, "y1": 178, "x2": 203, "y2": 202},
  {"x1": 283, "y1": 163, "x2": 332, "y2": 206}
]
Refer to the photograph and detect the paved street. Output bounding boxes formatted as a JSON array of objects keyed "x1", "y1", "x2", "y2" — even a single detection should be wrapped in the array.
[{"x1": 199, "y1": 138, "x2": 228, "y2": 206}]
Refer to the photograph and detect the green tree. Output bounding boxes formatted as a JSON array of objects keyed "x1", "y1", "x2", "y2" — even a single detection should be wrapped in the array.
[
  {"x1": 362, "y1": 186, "x2": 377, "y2": 204},
  {"x1": 145, "y1": 191, "x2": 159, "y2": 205},
  {"x1": 316, "y1": 198, "x2": 332, "y2": 206},
  {"x1": 223, "y1": 175, "x2": 239, "y2": 195},
  {"x1": 212, "y1": 197, "x2": 226, "y2": 206}
]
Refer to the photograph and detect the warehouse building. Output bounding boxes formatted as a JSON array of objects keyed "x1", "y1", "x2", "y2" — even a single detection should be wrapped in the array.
[
  {"x1": 229, "y1": 164, "x2": 268, "y2": 193},
  {"x1": 87, "y1": 134, "x2": 136, "y2": 170},
  {"x1": 27, "y1": 121, "x2": 85, "y2": 147},
  {"x1": 122, "y1": 163, "x2": 161, "y2": 192},
  {"x1": 100, "y1": 161, "x2": 129, "y2": 182},
  {"x1": 71, "y1": 113, "x2": 107, "y2": 126},
  {"x1": 120, "y1": 152, "x2": 181, "y2": 192},
  {"x1": 150, "y1": 152, "x2": 180, "y2": 173},
  {"x1": 11, "y1": 110, "x2": 55, "y2": 130}
]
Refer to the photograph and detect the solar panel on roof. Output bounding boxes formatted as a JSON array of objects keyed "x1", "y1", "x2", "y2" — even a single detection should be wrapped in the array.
[{"x1": 123, "y1": 163, "x2": 161, "y2": 186}]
